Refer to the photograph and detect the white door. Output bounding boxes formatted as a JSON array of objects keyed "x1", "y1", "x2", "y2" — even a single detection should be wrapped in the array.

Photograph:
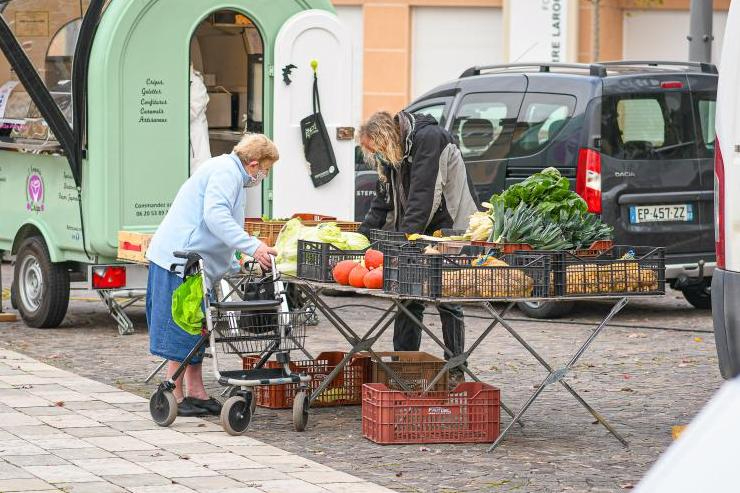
[
  {"x1": 411, "y1": 7, "x2": 503, "y2": 99},
  {"x1": 623, "y1": 10, "x2": 728, "y2": 66},
  {"x1": 272, "y1": 10, "x2": 355, "y2": 220}
]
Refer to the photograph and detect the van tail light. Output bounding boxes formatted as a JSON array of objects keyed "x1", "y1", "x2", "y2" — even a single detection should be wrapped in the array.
[
  {"x1": 660, "y1": 81, "x2": 684, "y2": 89},
  {"x1": 92, "y1": 266, "x2": 127, "y2": 289},
  {"x1": 576, "y1": 148, "x2": 602, "y2": 214},
  {"x1": 715, "y1": 140, "x2": 725, "y2": 269}
]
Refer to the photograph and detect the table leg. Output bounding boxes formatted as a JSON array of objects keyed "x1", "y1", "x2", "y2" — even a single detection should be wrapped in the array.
[{"x1": 485, "y1": 298, "x2": 630, "y2": 452}]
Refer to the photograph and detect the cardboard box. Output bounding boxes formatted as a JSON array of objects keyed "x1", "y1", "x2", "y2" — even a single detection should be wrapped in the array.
[
  {"x1": 117, "y1": 231, "x2": 152, "y2": 264},
  {"x1": 207, "y1": 92, "x2": 234, "y2": 128}
]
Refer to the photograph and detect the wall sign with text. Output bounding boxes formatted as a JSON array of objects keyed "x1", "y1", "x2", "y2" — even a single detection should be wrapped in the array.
[{"x1": 506, "y1": 0, "x2": 577, "y2": 64}]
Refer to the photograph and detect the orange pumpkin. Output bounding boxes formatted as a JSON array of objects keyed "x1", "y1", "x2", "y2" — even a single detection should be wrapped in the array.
[
  {"x1": 348, "y1": 264, "x2": 370, "y2": 288},
  {"x1": 332, "y1": 260, "x2": 359, "y2": 285},
  {"x1": 364, "y1": 249, "x2": 384, "y2": 270},
  {"x1": 363, "y1": 268, "x2": 383, "y2": 289}
]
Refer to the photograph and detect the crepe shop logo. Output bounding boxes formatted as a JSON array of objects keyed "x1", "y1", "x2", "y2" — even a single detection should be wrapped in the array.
[{"x1": 26, "y1": 171, "x2": 45, "y2": 212}]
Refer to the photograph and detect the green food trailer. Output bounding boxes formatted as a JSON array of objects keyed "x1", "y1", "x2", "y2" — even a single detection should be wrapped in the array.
[{"x1": 0, "y1": 0, "x2": 357, "y2": 333}]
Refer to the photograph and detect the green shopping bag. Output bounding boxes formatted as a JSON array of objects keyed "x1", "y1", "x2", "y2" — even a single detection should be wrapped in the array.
[{"x1": 171, "y1": 273, "x2": 204, "y2": 336}]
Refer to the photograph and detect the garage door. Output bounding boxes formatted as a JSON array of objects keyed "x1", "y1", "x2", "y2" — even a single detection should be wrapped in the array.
[
  {"x1": 411, "y1": 7, "x2": 503, "y2": 99},
  {"x1": 623, "y1": 10, "x2": 728, "y2": 66},
  {"x1": 334, "y1": 5, "x2": 364, "y2": 124}
]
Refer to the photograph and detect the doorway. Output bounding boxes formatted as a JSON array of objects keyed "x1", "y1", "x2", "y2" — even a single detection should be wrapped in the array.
[{"x1": 189, "y1": 10, "x2": 264, "y2": 168}]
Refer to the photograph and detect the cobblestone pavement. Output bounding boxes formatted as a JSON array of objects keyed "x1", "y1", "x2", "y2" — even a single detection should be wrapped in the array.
[
  {"x1": 0, "y1": 348, "x2": 393, "y2": 493},
  {"x1": 0, "y1": 264, "x2": 722, "y2": 492}
]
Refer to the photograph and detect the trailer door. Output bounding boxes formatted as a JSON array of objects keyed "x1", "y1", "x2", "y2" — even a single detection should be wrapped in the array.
[{"x1": 272, "y1": 10, "x2": 355, "y2": 220}]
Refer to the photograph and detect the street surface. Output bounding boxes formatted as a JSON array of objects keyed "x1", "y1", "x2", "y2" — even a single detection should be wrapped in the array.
[{"x1": 0, "y1": 264, "x2": 721, "y2": 492}]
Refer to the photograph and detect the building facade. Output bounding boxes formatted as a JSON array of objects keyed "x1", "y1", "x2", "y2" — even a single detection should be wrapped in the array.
[{"x1": 333, "y1": 0, "x2": 730, "y2": 123}]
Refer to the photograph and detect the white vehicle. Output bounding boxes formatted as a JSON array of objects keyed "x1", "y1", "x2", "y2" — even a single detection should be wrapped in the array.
[{"x1": 712, "y1": 0, "x2": 740, "y2": 379}]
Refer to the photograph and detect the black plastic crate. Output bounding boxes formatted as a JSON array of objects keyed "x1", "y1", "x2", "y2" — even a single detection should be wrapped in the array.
[
  {"x1": 553, "y1": 245, "x2": 666, "y2": 297},
  {"x1": 297, "y1": 240, "x2": 368, "y2": 282},
  {"x1": 396, "y1": 251, "x2": 551, "y2": 300},
  {"x1": 382, "y1": 242, "x2": 425, "y2": 294}
]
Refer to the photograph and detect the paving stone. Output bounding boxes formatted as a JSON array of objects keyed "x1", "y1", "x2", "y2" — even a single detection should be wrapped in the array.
[
  {"x1": 90, "y1": 392, "x2": 147, "y2": 404},
  {"x1": 7, "y1": 425, "x2": 68, "y2": 439},
  {"x1": 114, "y1": 450, "x2": 180, "y2": 463},
  {"x1": 0, "y1": 440, "x2": 47, "y2": 456},
  {"x1": 51, "y1": 448, "x2": 116, "y2": 460},
  {"x1": 0, "y1": 375, "x2": 57, "y2": 387},
  {"x1": 103, "y1": 472, "x2": 173, "y2": 488},
  {"x1": 20, "y1": 406, "x2": 73, "y2": 416},
  {"x1": 169, "y1": 475, "x2": 245, "y2": 492},
  {"x1": 226, "y1": 445, "x2": 292, "y2": 457},
  {"x1": 34, "y1": 437, "x2": 96, "y2": 451},
  {"x1": 23, "y1": 465, "x2": 101, "y2": 483},
  {"x1": 113, "y1": 402, "x2": 150, "y2": 412},
  {"x1": 61, "y1": 401, "x2": 118, "y2": 411},
  {"x1": 185, "y1": 453, "x2": 263, "y2": 470},
  {"x1": 157, "y1": 442, "x2": 223, "y2": 455},
  {"x1": 185, "y1": 433, "x2": 263, "y2": 447},
  {"x1": 0, "y1": 413, "x2": 44, "y2": 427},
  {"x1": 0, "y1": 430, "x2": 18, "y2": 440},
  {"x1": 222, "y1": 468, "x2": 288, "y2": 482},
  {"x1": 128, "y1": 486, "x2": 195, "y2": 493},
  {"x1": 63, "y1": 427, "x2": 124, "y2": 439},
  {"x1": 169, "y1": 421, "x2": 223, "y2": 433},
  {"x1": 73, "y1": 458, "x2": 150, "y2": 476},
  {"x1": 3, "y1": 454, "x2": 70, "y2": 467},
  {"x1": 248, "y1": 455, "x2": 334, "y2": 473},
  {"x1": 254, "y1": 479, "x2": 329, "y2": 493},
  {"x1": 83, "y1": 436, "x2": 156, "y2": 452},
  {"x1": 25, "y1": 390, "x2": 94, "y2": 403},
  {"x1": 127, "y1": 429, "x2": 198, "y2": 445},
  {"x1": 290, "y1": 471, "x2": 363, "y2": 484},
  {"x1": 136, "y1": 460, "x2": 218, "y2": 479},
  {"x1": 75, "y1": 408, "x2": 147, "y2": 423},
  {"x1": 0, "y1": 462, "x2": 34, "y2": 480},
  {"x1": 60, "y1": 380, "x2": 120, "y2": 394},
  {"x1": 38, "y1": 415, "x2": 103, "y2": 429},
  {"x1": 108, "y1": 420, "x2": 162, "y2": 432},
  {"x1": 320, "y1": 483, "x2": 395, "y2": 493},
  {"x1": 0, "y1": 478, "x2": 56, "y2": 491},
  {"x1": 55, "y1": 481, "x2": 126, "y2": 492}
]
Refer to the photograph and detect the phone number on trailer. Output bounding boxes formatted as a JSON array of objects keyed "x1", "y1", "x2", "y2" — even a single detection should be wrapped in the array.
[{"x1": 135, "y1": 210, "x2": 167, "y2": 217}]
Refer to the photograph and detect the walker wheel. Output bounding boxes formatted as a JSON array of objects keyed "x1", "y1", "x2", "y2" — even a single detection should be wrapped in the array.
[
  {"x1": 221, "y1": 396, "x2": 252, "y2": 436},
  {"x1": 228, "y1": 387, "x2": 257, "y2": 415},
  {"x1": 149, "y1": 389, "x2": 177, "y2": 427},
  {"x1": 292, "y1": 391, "x2": 309, "y2": 432}
]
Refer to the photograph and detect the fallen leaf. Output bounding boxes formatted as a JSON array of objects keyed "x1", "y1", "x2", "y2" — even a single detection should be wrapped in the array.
[
  {"x1": 627, "y1": 333, "x2": 647, "y2": 339},
  {"x1": 694, "y1": 337, "x2": 703, "y2": 343},
  {"x1": 179, "y1": 455, "x2": 190, "y2": 460},
  {"x1": 623, "y1": 374, "x2": 631, "y2": 380},
  {"x1": 54, "y1": 401, "x2": 64, "y2": 407},
  {"x1": 395, "y1": 472, "x2": 403, "y2": 477},
  {"x1": 419, "y1": 447, "x2": 430, "y2": 452},
  {"x1": 621, "y1": 387, "x2": 634, "y2": 392},
  {"x1": 620, "y1": 483, "x2": 634, "y2": 489},
  {"x1": 197, "y1": 423, "x2": 206, "y2": 427}
]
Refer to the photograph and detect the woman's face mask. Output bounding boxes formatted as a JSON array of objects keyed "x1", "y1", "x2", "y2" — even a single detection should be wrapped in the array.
[{"x1": 245, "y1": 167, "x2": 268, "y2": 188}]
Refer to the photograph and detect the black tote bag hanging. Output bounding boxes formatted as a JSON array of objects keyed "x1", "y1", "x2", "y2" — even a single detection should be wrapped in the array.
[{"x1": 300, "y1": 66, "x2": 339, "y2": 187}]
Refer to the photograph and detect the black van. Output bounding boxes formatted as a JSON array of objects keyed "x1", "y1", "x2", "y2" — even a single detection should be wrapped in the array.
[{"x1": 355, "y1": 62, "x2": 718, "y2": 317}]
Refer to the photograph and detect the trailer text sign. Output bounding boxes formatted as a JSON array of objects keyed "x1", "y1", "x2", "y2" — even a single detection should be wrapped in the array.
[{"x1": 506, "y1": 0, "x2": 575, "y2": 63}]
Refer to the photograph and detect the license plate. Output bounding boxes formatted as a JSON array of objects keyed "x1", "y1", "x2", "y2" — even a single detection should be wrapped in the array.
[{"x1": 629, "y1": 204, "x2": 693, "y2": 224}]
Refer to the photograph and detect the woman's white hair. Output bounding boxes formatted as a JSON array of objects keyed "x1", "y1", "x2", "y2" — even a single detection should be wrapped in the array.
[{"x1": 233, "y1": 133, "x2": 279, "y2": 165}]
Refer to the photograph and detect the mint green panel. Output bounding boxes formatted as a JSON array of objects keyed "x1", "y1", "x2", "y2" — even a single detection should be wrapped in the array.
[
  {"x1": 85, "y1": 0, "x2": 334, "y2": 259},
  {"x1": 0, "y1": 153, "x2": 87, "y2": 263}
]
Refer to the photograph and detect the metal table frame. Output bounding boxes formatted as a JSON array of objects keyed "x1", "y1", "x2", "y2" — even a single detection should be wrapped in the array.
[{"x1": 289, "y1": 277, "x2": 633, "y2": 451}]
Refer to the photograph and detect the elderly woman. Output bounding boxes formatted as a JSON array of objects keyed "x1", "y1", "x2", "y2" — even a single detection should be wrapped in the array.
[{"x1": 146, "y1": 134, "x2": 279, "y2": 416}]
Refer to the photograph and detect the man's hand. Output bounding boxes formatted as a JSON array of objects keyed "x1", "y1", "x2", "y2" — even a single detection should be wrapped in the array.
[{"x1": 253, "y1": 243, "x2": 278, "y2": 271}]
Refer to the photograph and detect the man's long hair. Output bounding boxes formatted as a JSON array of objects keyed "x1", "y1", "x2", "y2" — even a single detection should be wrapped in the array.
[{"x1": 358, "y1": 111, "x2": 404, "y2": 180}]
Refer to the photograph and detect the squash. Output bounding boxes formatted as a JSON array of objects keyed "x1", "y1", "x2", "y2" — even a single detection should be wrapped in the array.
[
  {"x1": 348, "y1": 264, "x2": 370, "y2": 288},
  {"x1": 363, "y1": 268, "x2": 383, "y2": 289},
  {"x1": 364, "y1": 249, "x2": 384, "y2": 270},
  {"x1": 332, "y1": 260, "x2": 359, "y2": 285}
]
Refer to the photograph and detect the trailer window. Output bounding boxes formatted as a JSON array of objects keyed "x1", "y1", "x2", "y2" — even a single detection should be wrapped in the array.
[{"x1": 0, "y1": 2, "x2": 85, "y2": 152}]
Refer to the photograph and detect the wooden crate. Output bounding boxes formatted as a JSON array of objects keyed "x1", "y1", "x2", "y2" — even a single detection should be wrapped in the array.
[{"x1": 117, "y1": 231, "x2": 152, "y2": 263}]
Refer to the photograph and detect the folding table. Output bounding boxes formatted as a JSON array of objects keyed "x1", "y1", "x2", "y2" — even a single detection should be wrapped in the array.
[{"x1": 288, "y1": 277, "x2": 635, "y2": 451}]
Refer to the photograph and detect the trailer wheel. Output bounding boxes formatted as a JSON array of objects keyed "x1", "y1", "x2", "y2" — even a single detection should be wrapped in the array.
[{"x1": 13, "y1": 237, "x2": 69, "y2": 328}]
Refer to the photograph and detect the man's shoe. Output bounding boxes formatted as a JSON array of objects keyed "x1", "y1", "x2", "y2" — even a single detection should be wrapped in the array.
[
  {"x1": 177, "y1": 398, "x2": 208, "y2": 417},
  {"x1": 447, "y1": 369, "x2": 466, "y2": 392},
  {"x1": 185, "y1": 397, "x2": 222, "y2": 416}
]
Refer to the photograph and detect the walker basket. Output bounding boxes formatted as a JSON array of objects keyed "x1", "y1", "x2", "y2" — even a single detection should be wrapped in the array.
[
  {"x1": 243, "y1": 351, "x2": 372, "y2": 408},
  {"x1": 212, "y1": 308, "x2": 308, "y2": 354},
  {"x1": 362, "y1": 382, "x2": 501, "y2": 444}
]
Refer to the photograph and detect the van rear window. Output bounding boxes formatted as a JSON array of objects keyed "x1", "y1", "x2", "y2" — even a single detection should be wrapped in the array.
[{"x1": 601, "y1": 92, "x2": 699, "y2": 160}]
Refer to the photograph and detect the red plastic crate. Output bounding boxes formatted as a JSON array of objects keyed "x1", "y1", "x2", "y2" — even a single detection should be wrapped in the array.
[
  {"x1": 242, "y1": 352, "x2": 371, "y2": 408},
  {"x1": 362, "y1": 382, "x2": 500, "y2": 445}
]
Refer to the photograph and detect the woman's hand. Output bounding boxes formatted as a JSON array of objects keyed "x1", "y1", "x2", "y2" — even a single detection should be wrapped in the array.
[{"x1": 253, "y1": 243, "x2": 278, "y2": 271}]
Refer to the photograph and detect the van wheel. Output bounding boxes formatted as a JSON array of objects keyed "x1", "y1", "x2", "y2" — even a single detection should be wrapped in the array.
[
  {"x1": 681, "y1": 283, "x2": 711, "y2": 310},
  {"x1": 13, "y1": 237, "x2": 69, "y2": 328},
  {"x1": 517, "y1": 301, "x2": 575, "y2": 319}
]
